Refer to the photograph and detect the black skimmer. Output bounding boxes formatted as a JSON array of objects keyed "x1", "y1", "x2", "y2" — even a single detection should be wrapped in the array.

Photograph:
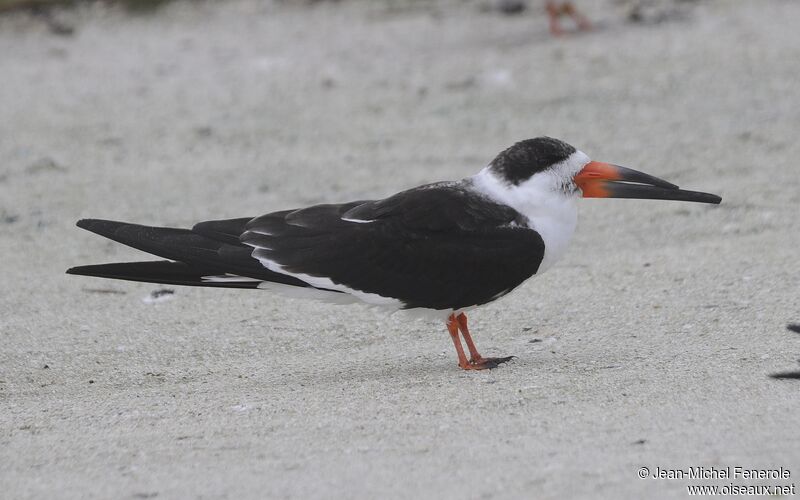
[{"x1": 67, "y1": 137, "x2": 721, "y2": 371}]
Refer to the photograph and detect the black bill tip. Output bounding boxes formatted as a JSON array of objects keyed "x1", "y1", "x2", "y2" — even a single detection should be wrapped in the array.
[{"x1": 604, "y1": 182, "x2": 722, "y2": 204}]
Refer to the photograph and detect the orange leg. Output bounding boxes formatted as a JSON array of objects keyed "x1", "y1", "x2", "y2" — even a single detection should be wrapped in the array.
[
  {"x1": 447, "y1": 314, "x2": 471, "y2": 370},
  {"x1": 546, "y1": 1, "x2": 564, "y2": 35},
  {"x1": 446, "y1": 313, "x2": 514, "y2": 371},
  {"x1": 455, "y1": 312, "x2": 484, "y2": 363}
]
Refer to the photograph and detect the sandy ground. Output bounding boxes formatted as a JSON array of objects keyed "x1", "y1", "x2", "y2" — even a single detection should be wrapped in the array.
[{"x1": 1, "y1": 0, "x2": 799, "y2": 498}]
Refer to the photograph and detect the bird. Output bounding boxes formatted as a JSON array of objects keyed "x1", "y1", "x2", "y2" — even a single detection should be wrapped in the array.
[
  {"x1": 545, "y1": 1, "x2": 592, "y2": 36},
  {"x1": 67, "y1": 137, "x2": 721, "y2": 371}
]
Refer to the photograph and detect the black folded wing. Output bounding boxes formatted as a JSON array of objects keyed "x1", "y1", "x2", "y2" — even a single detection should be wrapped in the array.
[{"x1": 242, "y1": 182, "x2": 545, "y2": 310}]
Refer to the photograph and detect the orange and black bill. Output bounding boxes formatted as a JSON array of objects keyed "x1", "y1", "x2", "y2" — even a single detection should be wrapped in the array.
[{"x1": 575, "y1": 161, "x2": 721, "y2": 204}]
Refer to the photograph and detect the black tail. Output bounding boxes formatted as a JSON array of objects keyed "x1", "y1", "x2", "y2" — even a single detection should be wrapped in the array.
[{"x1": 67, "y1": 218, "x2": 317, "y2": 290}]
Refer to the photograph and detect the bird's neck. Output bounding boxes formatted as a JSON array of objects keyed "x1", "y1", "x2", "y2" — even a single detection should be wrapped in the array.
[{"x1": 471, "y1": 168, "x2": 578, "y2": 273}]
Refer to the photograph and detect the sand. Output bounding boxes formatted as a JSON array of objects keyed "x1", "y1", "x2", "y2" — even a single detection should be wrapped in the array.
[{"x1": 1, "y1": 0, "x2": 798, "y2": 498}]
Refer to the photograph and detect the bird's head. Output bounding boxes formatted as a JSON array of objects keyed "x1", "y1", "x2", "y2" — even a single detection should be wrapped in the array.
[
  {"x1": 487, "y1": 136, "x2": 722, "y2": 205},
  {"x1": 473, "y1": 137, "x2": 721, "y2": 273}
]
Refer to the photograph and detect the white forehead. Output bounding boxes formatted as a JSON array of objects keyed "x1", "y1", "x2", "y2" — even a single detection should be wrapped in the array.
[{"x1": 549, "y1": 150, "x2": 592, "y2": 181}]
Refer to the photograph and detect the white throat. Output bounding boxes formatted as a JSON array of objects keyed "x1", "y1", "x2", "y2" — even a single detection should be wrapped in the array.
[{"x1": 471, "y1": 151, "x2": 589, "y2": 273}]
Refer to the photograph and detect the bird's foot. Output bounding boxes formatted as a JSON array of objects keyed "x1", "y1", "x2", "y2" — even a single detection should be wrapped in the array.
[{"x1": 460, "y1": 356, "x2": 515, "y2": 370}]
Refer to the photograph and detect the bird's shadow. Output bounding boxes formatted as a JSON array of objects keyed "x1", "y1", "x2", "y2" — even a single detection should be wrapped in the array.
[
  {"x1": 266, "y1": 352, "x2": 524, "y2": 391},
  {"x1": 768, "y1": 324, "x2": 800, "y2": 380}
]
